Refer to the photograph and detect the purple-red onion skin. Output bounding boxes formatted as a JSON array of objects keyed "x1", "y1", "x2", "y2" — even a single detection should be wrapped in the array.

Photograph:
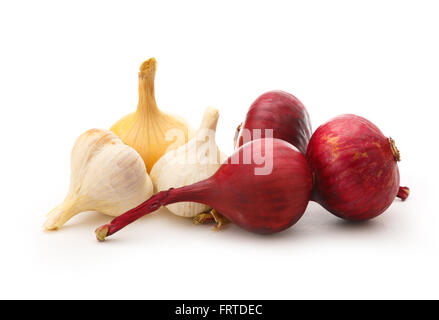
[
  {"x1": 306, "y1": 114, "x2": 400, "y2": 221},
  {"x1": 237, "y1": 91, "x2": 312, "y2": 154},
  {"x1": 207, "y1": 139, "x2": 313, "y2": 233}
]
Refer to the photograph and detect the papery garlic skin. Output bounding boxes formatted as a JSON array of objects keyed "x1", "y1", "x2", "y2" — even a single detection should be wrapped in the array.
[
  {"x1": 150, "y1": 107, "x2": 226, "y2": 218},
  {"x1": 111, "y1": 58, "x2": 194, "y2": 173},
  {"x1": 44, "y1": 129, "x2": 153, "y2": 230}
]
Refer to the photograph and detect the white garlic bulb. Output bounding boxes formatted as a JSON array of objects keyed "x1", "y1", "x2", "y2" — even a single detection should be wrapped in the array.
[
  {"x1": 44, "y1": 129, "x2": 153, "y2": 230},
  {"x1": 150, "y1": 107, "x2": 226, "y2": 217}
]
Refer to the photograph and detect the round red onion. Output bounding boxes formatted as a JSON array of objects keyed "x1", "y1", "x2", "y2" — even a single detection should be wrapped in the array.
[
  {"x1": 306, "y1": 114, "x2": 408, "y2": 220},
  {"x1": 236, "y1": 90, "x2": 312, "y2": 154}
]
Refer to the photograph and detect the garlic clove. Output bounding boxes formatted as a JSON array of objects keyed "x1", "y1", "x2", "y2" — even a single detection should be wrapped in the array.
[
  {"x1": 44, "y1": 129, "x2": 153, "y2": 230},
  {"x1": 150, "y1": 106, "x2": 226, "y2": 218},
  {"x1": 110, "y1": 58, "x2": 195, "y2": 172}
]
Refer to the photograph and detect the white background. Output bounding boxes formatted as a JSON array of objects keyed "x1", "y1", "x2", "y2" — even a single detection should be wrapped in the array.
[{"x1": 0, "y1": 0, "x2": 437, "y2": 299}]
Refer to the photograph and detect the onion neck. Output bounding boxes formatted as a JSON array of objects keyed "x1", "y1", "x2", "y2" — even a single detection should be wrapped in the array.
[
  {"x1": 95, "y1": 179, "x2": 214, "y2": 241},
  {"x1": 397, "y1": 186, "x2": 410, "y2": 201},
  {"x1": 136, "y1": 58, "x2": 160, "y2": 117},
  {"x1": 233, "y1": 123, "x2": 242, "y2": 149},
  {"x1": 389, "y1": 138, "x2": 401, "y2": 162}
]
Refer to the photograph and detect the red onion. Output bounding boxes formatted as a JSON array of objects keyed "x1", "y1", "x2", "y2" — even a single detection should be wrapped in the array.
[
  {"x1": 306, "y1": 114, "x2": 409, "y2": 220},
  {"x1": 95, "y1": 138, "x2": 313, "y2": 240},
  {"x1": 236, "y1": 91, "x2": 312, "y2": 154}
]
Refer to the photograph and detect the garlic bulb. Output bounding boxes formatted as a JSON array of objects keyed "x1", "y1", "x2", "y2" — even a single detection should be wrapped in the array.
[
  {"x1": 111, "y1": 58, "x2": 194, "y2": 172},
  {"x1": 150, "y1": 106, "x2": 226, "y2": 218},
  {"x1": 44, "y1": 129, "x2": 153, "y2": 230}
]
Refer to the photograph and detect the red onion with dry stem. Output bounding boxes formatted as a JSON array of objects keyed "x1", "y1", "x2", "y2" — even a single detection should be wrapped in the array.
[
  {"x1": 306, "y1": 114, "x2": 409, "y2": 220},
  {"x1": 95, "y1": 138, "x2": 313, "y2": 240},
  {"x1": 236, "y1": 91, "x2": 312, "y2": 154}
]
